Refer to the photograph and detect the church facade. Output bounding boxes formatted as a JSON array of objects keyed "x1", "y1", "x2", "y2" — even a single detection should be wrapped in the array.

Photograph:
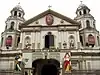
[{"x1": 0, "y1": 3, "x2": 100, "y2": 75}]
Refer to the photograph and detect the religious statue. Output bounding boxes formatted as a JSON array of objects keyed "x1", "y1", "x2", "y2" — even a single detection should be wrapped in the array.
[
  {"x1": 70, "y1": 40, "x2": 74, "y2": 48},
  {"x1": 25, "y1": 41, "x2": 31, "y2": 49},
  {"x1": 63, "y1": 52, "x2": 72, "y2": 72},
  {"x1": 15, "y1": 55, "x2": 25, "y2": 71}
]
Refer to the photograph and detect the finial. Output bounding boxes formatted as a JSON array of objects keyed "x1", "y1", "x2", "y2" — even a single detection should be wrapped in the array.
[
  {"x1": 80, "y1": 1, "x2": 83, "y2": 4},
  {"x1": 48, "y1": 5, "x2": 52, "y2": 9},
  {"x1": 17, "y1": 0, "x2": 20, "y2": 5}
]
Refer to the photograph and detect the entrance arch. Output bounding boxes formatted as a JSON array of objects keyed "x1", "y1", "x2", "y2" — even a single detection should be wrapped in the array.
[
  {"x1": 45, "y1": 32, "x2": 54, "y2": 48},
  {"x1": 32, "y1": 59, "x2": 60, "y2": 75},
  {"x1": 41, "y1": 64, "x2": 58, "y2": 75}
]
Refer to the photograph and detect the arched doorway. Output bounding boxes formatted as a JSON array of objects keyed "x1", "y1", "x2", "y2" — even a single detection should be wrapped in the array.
[
  {"x1": 32, "y1": 59, "x2": 60, "y2": 75},
  {"x1": 45, "y1": 32, "x2": 54, "y2": 48},
  {"x1": 41, "y1": 64, "x2": 58, "y2": 75}
]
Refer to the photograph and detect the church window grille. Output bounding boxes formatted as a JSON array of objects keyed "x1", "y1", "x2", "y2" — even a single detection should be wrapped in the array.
[
  {"x1": 14, "y1": 11, "x2": 17, "y2": 16},
  {"x1": 6, "y1": 36, "x2": 12, "y2": 47},
  {"x1": 83, "y1": 9, "x2": 86, "y2": 14},
  {"x1": 86, "y1": 20, "x2": 90, "y2": 28}
]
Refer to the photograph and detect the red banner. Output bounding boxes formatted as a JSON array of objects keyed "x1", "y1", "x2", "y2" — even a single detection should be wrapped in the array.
[
  {"x1": 6, "y1": 36, "x2": 12, "y2": 46},
  {"x1": 88, "y1": 35, "x2": 95, "y2": 44}
]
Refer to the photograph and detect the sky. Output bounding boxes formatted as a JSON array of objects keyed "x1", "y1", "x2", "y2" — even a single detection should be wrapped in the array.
[{"x1": 0, "y1": 0, "x2": 100, "y2": 37}]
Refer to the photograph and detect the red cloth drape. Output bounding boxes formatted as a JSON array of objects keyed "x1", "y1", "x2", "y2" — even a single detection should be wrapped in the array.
[
  {"x1": 64, "y1": 60, "x2": 70, "y2": 69},
  {"x1": 6, "y1": 37, "x2": 12, "y2": 46},
  {"x1": 88, "y1": 35, "x2": 95, "y2": 44}
]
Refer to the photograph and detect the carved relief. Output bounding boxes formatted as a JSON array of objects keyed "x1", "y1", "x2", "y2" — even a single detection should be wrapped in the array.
[
  {"x1": 45, "y1": 14, "x2": 54, "y2": 25},
  {"x1": 69, "y1": 35, "x2": 75, "y2": 49}
]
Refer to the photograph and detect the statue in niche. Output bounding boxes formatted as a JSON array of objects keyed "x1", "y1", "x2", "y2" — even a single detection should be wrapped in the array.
[
  {"x1": 25, "y1": 41, "x2": 31, "y2": 49},
  {"x1": 70, "y1": 39, "x2": 74, "y2": 48}
]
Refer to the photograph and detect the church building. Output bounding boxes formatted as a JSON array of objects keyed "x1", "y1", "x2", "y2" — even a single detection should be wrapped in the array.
[{"x1": 0, "y1": 2, "x2": 100, "y2": 75}]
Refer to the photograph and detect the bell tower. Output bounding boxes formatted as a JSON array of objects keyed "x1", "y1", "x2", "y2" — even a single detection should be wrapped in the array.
[
  {"x1": 0, "y1": 3, "x2": 25, "y2": 50},
  {"x1": 75, "y1": 2, "x2": 100, "y2": 48},
  {"x1": 75, "y1": 1, "x2": 96, "y2": 29}
]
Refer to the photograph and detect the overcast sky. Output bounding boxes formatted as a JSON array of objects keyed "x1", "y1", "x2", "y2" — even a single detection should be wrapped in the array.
[{"x1": 0, "y1": 0, "x2": 100, "y2": 36}]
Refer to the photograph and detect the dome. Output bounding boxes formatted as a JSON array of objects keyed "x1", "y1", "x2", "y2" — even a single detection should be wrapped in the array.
[
  {"x1": 11, "y1": 4, "x2": 25, "y2": 15},
  {"x1": 77, "y1": 3, "x2": 90, "y2": 11}
]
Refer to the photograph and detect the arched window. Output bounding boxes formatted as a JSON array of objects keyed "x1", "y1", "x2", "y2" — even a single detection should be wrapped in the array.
[
  {"x1": 80, "y1": 36, "x2": 83, "y2": 46},
  {"x1": 69, "y1": 35, "x2": 75, "y2": 48},
  {"x1": 14, "y1": 11, "x2": 17, "y2": 16},
  {"x1": 24, "y1": 36, "x2": 31, "y2": 48},
  {"x1": 10, "y1": 22, "x2": 14, "y2": 30},
  {"x1": 79, "y1": 11, "x2": 82, "y2": 15},
  {"x1": 86, "y1": 20, "x2": 90, "y2": 28},
  {"x1": 45, "y1": 32, "x2": 54, "y2": 48},
  {"x1": 17, "y1": 37, "x2": 20, "y2": 47},
  {"x1": 6, "y1": 36, "x2": 12, "y2": 47},
  {"x1": 83, "y1": 9, "x2": 86, "y2": 14},
  {"x1": 19, "y1": 13, "x2": 21, "y2": 17}
]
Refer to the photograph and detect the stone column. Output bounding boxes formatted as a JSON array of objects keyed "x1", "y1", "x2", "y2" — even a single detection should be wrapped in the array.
[{"x1": 60, "y1": 61, "x2": 63, "y2": 75}]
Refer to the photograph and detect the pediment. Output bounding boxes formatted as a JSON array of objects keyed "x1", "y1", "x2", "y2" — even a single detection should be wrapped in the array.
[{"x1": 21, "y1": 9, "x2": 79, "y2": 27}]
